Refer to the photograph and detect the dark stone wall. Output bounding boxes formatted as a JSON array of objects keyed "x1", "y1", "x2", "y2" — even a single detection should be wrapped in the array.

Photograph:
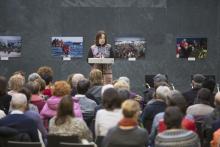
[{"x1": 0, "y1": 0, "x2": 219, "y2": 94}]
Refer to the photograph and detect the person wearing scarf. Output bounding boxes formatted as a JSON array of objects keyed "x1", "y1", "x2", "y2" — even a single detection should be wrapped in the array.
[{"x1": 102, "y1": 99, "x2": 148, "y2": 147}]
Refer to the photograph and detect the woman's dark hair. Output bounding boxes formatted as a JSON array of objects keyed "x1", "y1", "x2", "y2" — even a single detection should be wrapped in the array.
[
  {"x1": 117, "y1": 89, "x2": 130, "y2": 104},
  {"x1": 164, "y1": 106, "x2": 183, "y2": 129},
  {"x1": 19, "y1": 87, "x2": 32, "y2": 111},
  {"x1": 0, "y1": 76, "x2": 7, "y2": 95},
  {"x1": 77, "y1": 79, "x2": 90, "y2": 94},
  {"x1": 167, "y1": 90, "x2": 187, "y2": 114},
  {"x1": 95, "y1": 30, "x2": 107, "y2": 46},
  {"x1": 197, "y1": 88, "x2": 212, "y2": 105},
  {"x1": 55, "y1": 95, "x2": 73, "y2": 126},
  {"x1": 102, "y1": 88, "x2": 120, "y2": 110},
  {"x1": 202, "y1": 79, "x2": 216, "y2": 93}
]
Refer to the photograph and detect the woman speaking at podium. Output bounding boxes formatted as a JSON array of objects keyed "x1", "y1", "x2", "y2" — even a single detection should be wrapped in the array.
[{"x1": 87, "y1": 30, "x2": 114, "y2": 84}]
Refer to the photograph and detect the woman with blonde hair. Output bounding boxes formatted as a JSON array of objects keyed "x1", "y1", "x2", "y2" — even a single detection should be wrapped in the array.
[
  {"x1": 8, "y1": 74, "x2": 25, "y2": 96},
  {"x1": 103, "y1": 99, "x2": 148, "y2": 147},
  {"x1": 86, "y1": 69, "x2": 103, "y2": 104}
]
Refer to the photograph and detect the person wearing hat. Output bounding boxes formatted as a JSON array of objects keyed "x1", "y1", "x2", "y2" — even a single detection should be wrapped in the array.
[{"x1": 183, "y1": 74, "x2": 205, "y2": 107}]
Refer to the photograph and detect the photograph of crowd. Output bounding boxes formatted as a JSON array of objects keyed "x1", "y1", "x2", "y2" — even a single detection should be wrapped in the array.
[
  {"x1": 176, "y1": 38, "x2": 207, "y2": 59},
  {"x1": 114, "y1": 37, "x2": 146, "y2": 59},
  {"x1": 0, "y1": 36, "x2": 22, "y2": 58},
  {"x1": 51, "y1": 37, "x2": 83, "y2": 58}
]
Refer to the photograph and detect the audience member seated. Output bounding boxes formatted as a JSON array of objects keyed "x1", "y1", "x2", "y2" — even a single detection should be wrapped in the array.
[
  {"x1": 49, "y1": 95, "x2": 92, "y2": 141},
  {"x1": 94, "y1": 84, "x2": 114, "y2": 116},
  {"x1": 115, "y1": 76, "x2": 144, "y2": 110},
  {"x1": 37, "y1": 66, "x2": 54, "y2": 98},
  {"x1": 155, "y1": 106, "x2": 200, "y2": 147},
  {"x1": 141, "y1": 86, "x2": 170, "y2": 133},
  {"x1": 202, "y1": 92, "x2": 220, "y2": 147},
  {"x1": 25, "y1": 81, "x2": 45, "y2": 112},
  {"x1": 28, "y1": 73, "x2": 41, "y2": 82},
  {"x1": 0, "y1": 93, "x2": 39, "y2": 142},
  {"x1": 86, "y1": 69, "x2": 103, "y2": 104},
  {"x1": 0, "y1": 76, "x2": 12, "y2": 114},
  {"x1": 40, "y1": 81, "x2": 82, "y2": 120},
  {"x1": 19, "y1": 87, "x2": 47, "y2": 144},
  {"x1": 102, "y1": 99, "x2": 148, "y2": 147},
  {"x1": 19, "y1": 86, "x2": 38, "y2": 113},
  {"x1": 143, "y1": 74, "x2": 169, "y2": 107},
  {"x1": 7, "y1": 74, "x2": 25, "y2": 96},
  {"x1": 202, "y1": 78, "x2": 216, "y2": 107},
  {"x1": 71, "y1": 73, "x2": 85, "y2": 97},
  {"x1": 34, "y1": 77, "x2": 47, "y2": 100},
  {"x1": 95, "y1": 88, "x2": 122, "y2": 137},
  {"x1": 183, "y1": 74, "x2": 205, "y2": 107},
  {"x1": 74, "y1": 79, "x2": 97, "y2": 126},
  {"x1": 186, "y1": 88, "x2": 214, "y2": 121},
  {"x1": 149, "y1": 90, "x2": 196, "y2": 146}
]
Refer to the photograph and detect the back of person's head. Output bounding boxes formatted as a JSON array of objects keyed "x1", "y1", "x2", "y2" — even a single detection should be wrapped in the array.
[
  {"x1": 55, "y1": 95, "x2": 73, "y2": 126},
  {"x1": 113, "y1": 80, "x2": 130, "y2": 91},
  {"x1": 121, "y1": 99, "x2": 140, "y2": 119},
  {"x1": 13, "y1": 70, "x2": 26, "y2": 77},
  {"x1": 52, "y1": 81, "x2": 71, "y2": 97},
  {"x1": 155, "y1": 86, "x2": 171, "y2": 101},
  {"x1": 164, "y1": 106, "x2": 183, "y2": 129},
  {"x1": 28, "y1": 73, "x2": 41, "y2": 82},
  {"x1": 118, "y1": 76, "x2": 130, "y2": 87},
  {"x1": 117, "y1": 89, "x2": 130, "y2": 103},
  {"x1": 77, "y1": 79, "x2": 90, "y2": 94},
  {"x1": 89, "y1": 69, "x2": 103, "y2": 86},
  {"x1": 192, "y1": 74, "x2": 205, "y2": 89},
  {"x1": 154, "y1": 81, "x2": 170, "y2": 90},
  {"x1": 71, "y1": 73, "x2": 85, "y2": 88},
  {"x1": 102, "y1": 88, "x2": 120, "y2": 110},
  {"x1": 19, "y1": 87, "x2": 32, "y2": 102},
  {"x1": 101, "y1": 84, "x2": 114, "y2": 97},
  {"x1": 202, "y1": 79, "x2": 216, "y2": 93},
  {"x1": 37, "y1": 66, "x2": 53, "y2": 85},
  {"x1": 154, "y1": 74, "x2": 168, "y2": 87},
  {"x1": 34, "y1": 78, "x2": 46, "y2": 92},
  {"x1": 0, "y1": 76, "x2": 7, "y2": 95},
  {"x1": 215, "y1": 92, "x2": 220, "y2": 107},
  {"x1": 25, "y1": 81, "x2": 40, "y2": 95},
  {"x1": 197, "y1": 88, "x2": 211, "y2": 105},
  {"x1": 167, "y1": 90, "x2": 187, "y2": 114},
  {"x1": 8, "y1": 74, "x2": 25, "y2": 92},
  {"x1": 10, "y1": 93, "x2": 27, "y2": 111}
]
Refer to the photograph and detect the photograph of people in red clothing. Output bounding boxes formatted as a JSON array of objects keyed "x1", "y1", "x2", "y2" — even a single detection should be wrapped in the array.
[
  {"x1": 51, "y1": 37, "x2": 83, "y2": 58},
  {"x1": 114, "y1": 37, "x2": 146, "y2": 59},
  {"x1": 0, "y1": 36, "x2": 22, "y2": 58},
  {"x1": 176, "y1": 38, "x2": 207, "y2": 59}
]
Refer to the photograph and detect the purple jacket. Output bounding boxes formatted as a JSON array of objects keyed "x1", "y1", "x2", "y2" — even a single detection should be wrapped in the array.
[{"x1": 40, "y1": 96, "x2": 82, "y2": 119}]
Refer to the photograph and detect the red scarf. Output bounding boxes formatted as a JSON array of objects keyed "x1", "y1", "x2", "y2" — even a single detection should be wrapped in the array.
[{"x1": 119, "y1": 118, "x2": 138, "y2": 127}]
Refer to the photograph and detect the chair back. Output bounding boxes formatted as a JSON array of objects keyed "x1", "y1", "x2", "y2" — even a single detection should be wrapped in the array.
[
  {"x1": 95, "y1": 136, "x2": 104, "y2": 147},
  {"x1": 7, "y1": 141, "x2": 41, "y2": 147},
  {"x1": 47, "y1": 135, "x2": 79, "y2": 147},
  {"x1": 60, "y1": 142, "x2": 95, "y2": 147}
]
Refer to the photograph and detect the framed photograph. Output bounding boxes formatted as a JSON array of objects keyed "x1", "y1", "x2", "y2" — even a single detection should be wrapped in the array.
[
  {"x1": 51, "y1": 37, "x2": 83, "y2": 58},
  {"x1": 114, "y1": 37, "x2": 146, "y2": 59},
  {"x1": 176, "y1": 38, "x2": 207, "y2": 59},
  {"x1": 0, "y1": 36, "x2": 22, "y2": 58}
]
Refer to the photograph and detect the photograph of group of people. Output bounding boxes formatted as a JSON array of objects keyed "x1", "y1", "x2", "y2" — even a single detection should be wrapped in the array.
[
  {"x1": 0, "y1": 36, "x2": 22, "y2": 58},
  {"x1": 176, "y1": 38, "x2": 208, "y2": 59},
  {"x1": 51, "y1": 37, "x2": 83, "y2": 58},
  {"x1": 114, "y1": 37, "x2": 146, "y2": 59}
]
